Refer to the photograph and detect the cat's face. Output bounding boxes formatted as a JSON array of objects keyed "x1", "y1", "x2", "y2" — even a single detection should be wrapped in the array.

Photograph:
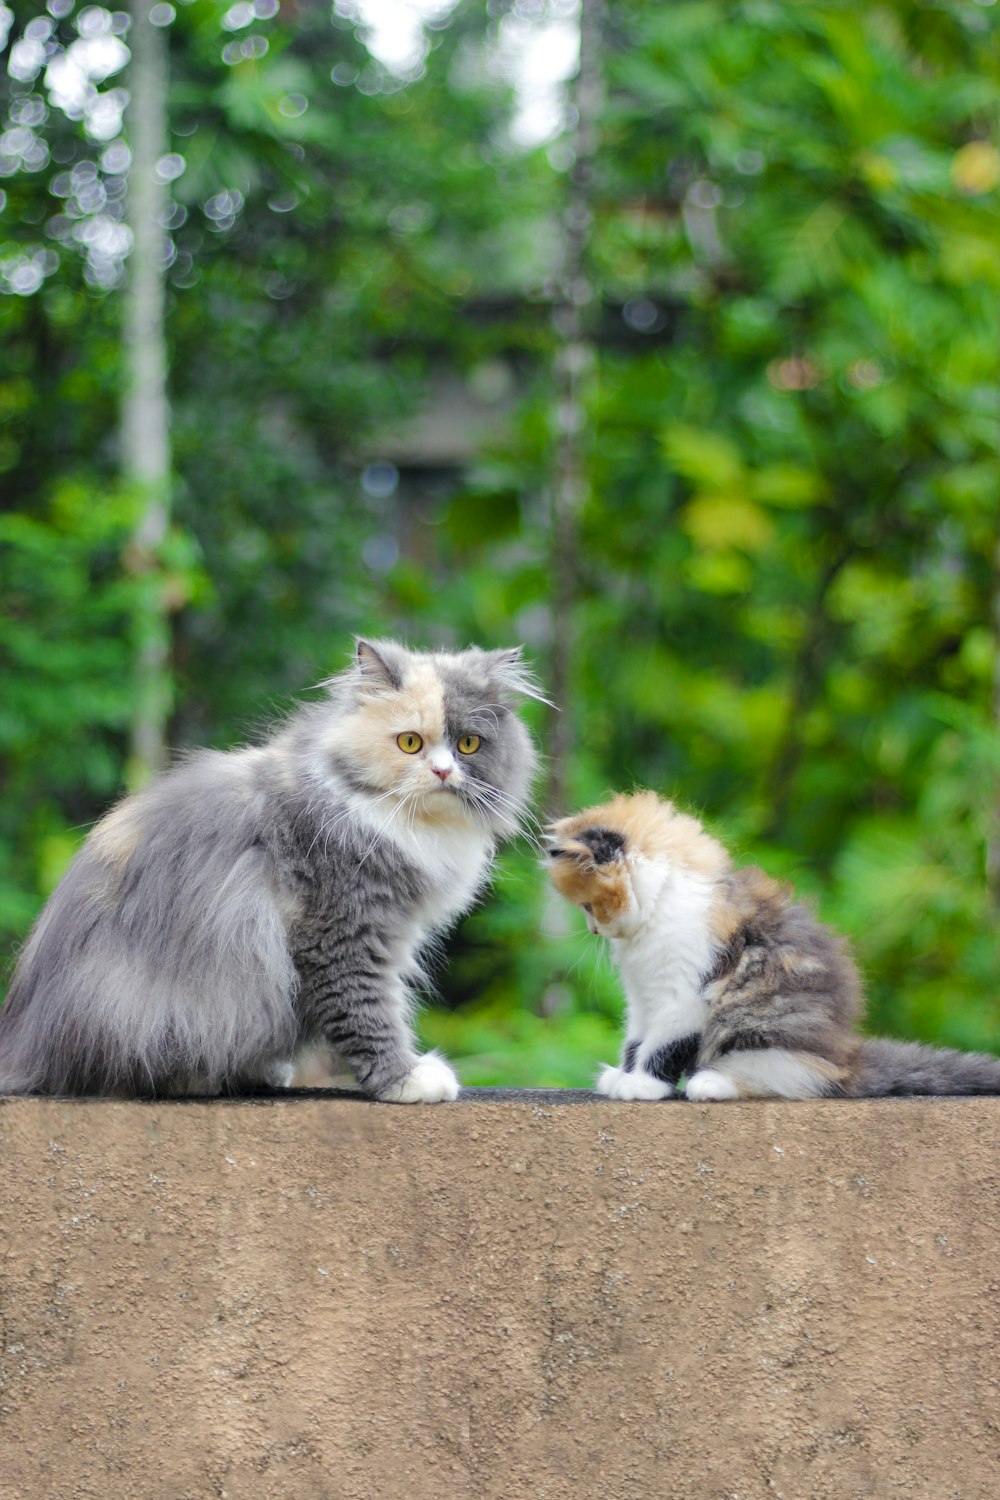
[
  {"x1": 547, "y1": 792, "x2": 729, "y2": 938},
  {"x1": 325, "y1": 640, "x2": 539, "y2": 838}
]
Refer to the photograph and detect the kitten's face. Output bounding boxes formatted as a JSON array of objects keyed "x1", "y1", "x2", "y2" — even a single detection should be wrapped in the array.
[
  {"x1": 547, "y1": 793, "x2": 729, "y2": 938},
  {"x1": 546, "y1": 822, "x2": 639, "y2": 938},
  {"x1": 326, "y1": 640, "x2": 538, "y2": 838}
]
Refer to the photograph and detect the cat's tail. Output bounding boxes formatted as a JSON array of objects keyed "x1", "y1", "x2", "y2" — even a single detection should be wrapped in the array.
[{"x1": 851, "y1": 1037, "x2": 1000, "y2": 1097}]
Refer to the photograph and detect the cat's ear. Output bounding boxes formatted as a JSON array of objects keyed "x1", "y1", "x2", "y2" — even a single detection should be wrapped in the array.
[
  {"x1": 355, "y1": 638, "x2": 403, "y2": 692},
  {"x1": 486, "y1": 646, "x2": 555, "y2": 708}
]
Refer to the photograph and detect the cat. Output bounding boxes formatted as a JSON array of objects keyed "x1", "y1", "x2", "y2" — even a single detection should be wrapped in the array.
[
  {"x1": 0, "y1": 639, "x2": 540, "y2": 1101},
  {"x1": 547, "y1": 790, "x2": 1000, "y2": 1100}
]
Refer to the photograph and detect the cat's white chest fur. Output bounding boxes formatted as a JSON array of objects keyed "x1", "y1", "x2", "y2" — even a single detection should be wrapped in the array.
[
  {"x1": 324, "y1": 774, "x2": 494, "y2": 930},
  {"x1": 385, "y1": 813, "x2": 494, "y2": 988},
  {"x1": 613, "y1": 858, "x2": 716, "y2": 1040},
  {"x1": 403, "y1": 814, "x2": 495, "y2": 928}
]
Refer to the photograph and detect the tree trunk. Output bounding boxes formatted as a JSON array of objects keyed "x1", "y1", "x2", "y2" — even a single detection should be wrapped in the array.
[
  {"x1": 988, "y1": 532, "x2": 1000, "y2": 907},
  {"x1": 123, "y1": 1, "x2": 172, "y2": 787},
  {"x1": 545, "y1": 0, "x2": 604, "y2": 819},
  {"x1": 540, "y1": 0, "x2": 606, "y2": 1016}
]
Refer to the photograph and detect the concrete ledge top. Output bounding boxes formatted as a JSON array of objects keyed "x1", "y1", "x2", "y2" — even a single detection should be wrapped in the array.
[
  {"x1": 2, "y1": 1083, "x2": 998, "y2": 1106},
  {"x1": 1, "y1": 1084, "x2": 606, "y2": 1106}
]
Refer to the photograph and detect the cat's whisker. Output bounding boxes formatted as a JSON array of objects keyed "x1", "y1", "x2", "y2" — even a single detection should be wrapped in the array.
[
  {"x1": 354, "y1": 814, "x2": 399, "y2": 871},
  {"x1": 306, "y1": 811, "x2": 342, "y2": 861},
  {"x1": 354, "y1": 793, "x2": 413, "y2": 871},
  {"x1": 563, "y1": 940, "x2": 598, "y2": 982},
  {"x1": 491, "y1": 798, "x2": 539, "y2": 858},
  {"x1": 306, "y1": 792, "x2": 373, "y2": 860},
  {"x1": 308, "y1": 804, "x2": 362, "y2": 862},
  {"x1": 462, "y1": 784, "x2": 517, "y2": 839},
  {"x1": 470, "y1": 783, "x2": 543, "y2": 851},
  {"x1": 404, "y1": 793, "x2": 421, "y2": 841},
  {"x1": 310, "y1": 786, "x2": 399, "y2": 861}
]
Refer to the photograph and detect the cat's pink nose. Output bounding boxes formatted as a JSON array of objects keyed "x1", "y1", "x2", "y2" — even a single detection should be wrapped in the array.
[{"x1": 433, "y1": 766, "x2": 452, "y2": 782}]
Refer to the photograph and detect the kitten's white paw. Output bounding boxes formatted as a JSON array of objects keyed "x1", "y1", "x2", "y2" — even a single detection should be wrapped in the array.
[
  {"x1": 685, "y1": 1068, "x2": 740, "y2": 1102},
  {"x1": 379, "y1": 1052, "x2": 460, "y2": 1104},
  {"x1": 596, "y1": 1064, "x2": 673, "y2": 1101}
]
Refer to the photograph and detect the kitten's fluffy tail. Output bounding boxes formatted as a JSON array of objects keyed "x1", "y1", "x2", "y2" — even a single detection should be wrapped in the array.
[{"x1": 851, "y1": 1037, "x2": 1000, "y2": 1097}]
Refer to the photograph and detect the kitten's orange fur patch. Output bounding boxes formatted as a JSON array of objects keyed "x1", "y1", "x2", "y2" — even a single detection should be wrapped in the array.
[
  {"x1": 549, "y1": 791, "x2": 730, "y2": 880},
  {"x1": 549, "y1": 859, "x2": 632, "y2": 925}
]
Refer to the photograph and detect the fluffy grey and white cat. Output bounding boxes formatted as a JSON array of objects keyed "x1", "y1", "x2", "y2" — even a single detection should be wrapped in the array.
[
  {"x1": 0, "y1": 639, "x2": 539, "y2": 1101},
  {"x1": 548, "y1": 791, "x2": 1000, "y2": 1101}
]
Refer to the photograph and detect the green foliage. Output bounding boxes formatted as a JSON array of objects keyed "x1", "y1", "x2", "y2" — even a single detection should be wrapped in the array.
[
  {"x1": 0, "y1": 479, "x2": 136, "y2": 932},
  {"x1": 562, "y1": 0, "x2": 1000, "y2": 1061},
  {"x1": 1, "y1": 0, "x2": 998, "y2": 1077}
]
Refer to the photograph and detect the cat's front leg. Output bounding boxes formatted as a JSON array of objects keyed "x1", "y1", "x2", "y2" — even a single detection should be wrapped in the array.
[
  {"x1": 378, "y1": 1051, "x2": 460, "y2": 1104},
  {"x1": 596, "y1": 1038, "x2": 674, "y2": 1100},
  {"x1": 596, "y1": 1031, "x2": 703, "y2": 1101},
  {"x1": 294, "y1": 917, "x2": 460, "y2": 1102},
  {"x1": 596, "y1": 1062, "x2": 674, "y2": 1101},
  {"x1": 315, "y1": 990, "x2": 458, "y2": 1104},
  {"x1": 643, "y1": 1031, "x2": 702, "y2": 1089},
  {"x1": 356, "y1": 1029, "x2": 460, "y2": 1105}
]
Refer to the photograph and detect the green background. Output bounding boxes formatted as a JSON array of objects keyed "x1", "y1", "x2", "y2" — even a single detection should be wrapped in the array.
[{"x1": 2, "y1": 0, "x2": 999, "y2": 1084}]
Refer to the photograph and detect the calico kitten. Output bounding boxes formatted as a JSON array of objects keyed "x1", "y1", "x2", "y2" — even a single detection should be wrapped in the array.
[
  {"x1": 0, "y1": 639, "x2": 539, "y2": 1101},
  {"x1": 547, "y1": 791, "x2": 1000, "y2": 1100}
]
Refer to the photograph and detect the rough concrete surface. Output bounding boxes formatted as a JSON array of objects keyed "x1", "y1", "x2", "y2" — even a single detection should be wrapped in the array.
[{"x1": 0, "y1": 1094, "x2": 997, "y2": 1500}]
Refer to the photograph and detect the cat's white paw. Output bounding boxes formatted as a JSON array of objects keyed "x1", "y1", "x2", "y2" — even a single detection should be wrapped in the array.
[
  {"x1": 685, "y1": 1068, "x2": 740, "y2": 1102},
  {"x1": 596, "y1": 1064, "x2": 673, "y2": 1101},
  {"x1": 260, "y1": 1059, "x2": 296, "y2": 1089},
  {"x1": 379, "y1": 1052, "x2": 460, "y2": 1104}
]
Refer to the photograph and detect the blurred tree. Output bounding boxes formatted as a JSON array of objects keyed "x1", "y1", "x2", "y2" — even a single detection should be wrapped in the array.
[
  {"x1": 546, "y1": 0, "x2": 603, "y2": 817},
  {"x1": 123, "y1": 0, "x2": 173, "y2": 784},
  {"x1": 412, "y1": 0, "x2": 1000, "y2": 1070},
  {"x1": 565, "y1": 0, "x2": 1000, "y2": 1055},
  {"x1": 1, "y1": 0, "x2": 135, "y2": 938},
  {"x1": 0, "y1": 0, "x2": 543, "y2": 938}
]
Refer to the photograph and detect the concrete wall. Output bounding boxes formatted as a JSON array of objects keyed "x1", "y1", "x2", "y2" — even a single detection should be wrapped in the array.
[{"x1": 1, "y1": 1093, "x2": 997, "y2": 1500}]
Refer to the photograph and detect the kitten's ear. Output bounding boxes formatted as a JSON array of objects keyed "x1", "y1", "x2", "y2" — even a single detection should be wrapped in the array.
[
  {"x1": 545, "y1": 824, "x2": 626, "y2": 868},
  {"x1": 355, "y1": 639, "x2": 403, "y2": 692},
  {"x1": 544, "y1": 827, "x2": 591, "y2": 866},
  {"x1": 486, "y1": 646, "x2": 555, "y2": 708}
]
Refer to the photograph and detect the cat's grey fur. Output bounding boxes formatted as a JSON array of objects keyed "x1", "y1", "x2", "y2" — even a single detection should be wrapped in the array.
[
  {"x1": 0, "y1": 639, "x2": 539, "y2": 1100},
  {"x1": 548, "y1": 791, "x2": 1000, "y2": 1101}
]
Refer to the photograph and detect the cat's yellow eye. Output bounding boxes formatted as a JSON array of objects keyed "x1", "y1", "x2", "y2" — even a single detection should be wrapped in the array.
[
  {"x1": 397, "y1": 732, "x2": 423, "y2": 754},
  {"x1": 457, "y1": 734, "x2": 481, "y2": 755}
]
